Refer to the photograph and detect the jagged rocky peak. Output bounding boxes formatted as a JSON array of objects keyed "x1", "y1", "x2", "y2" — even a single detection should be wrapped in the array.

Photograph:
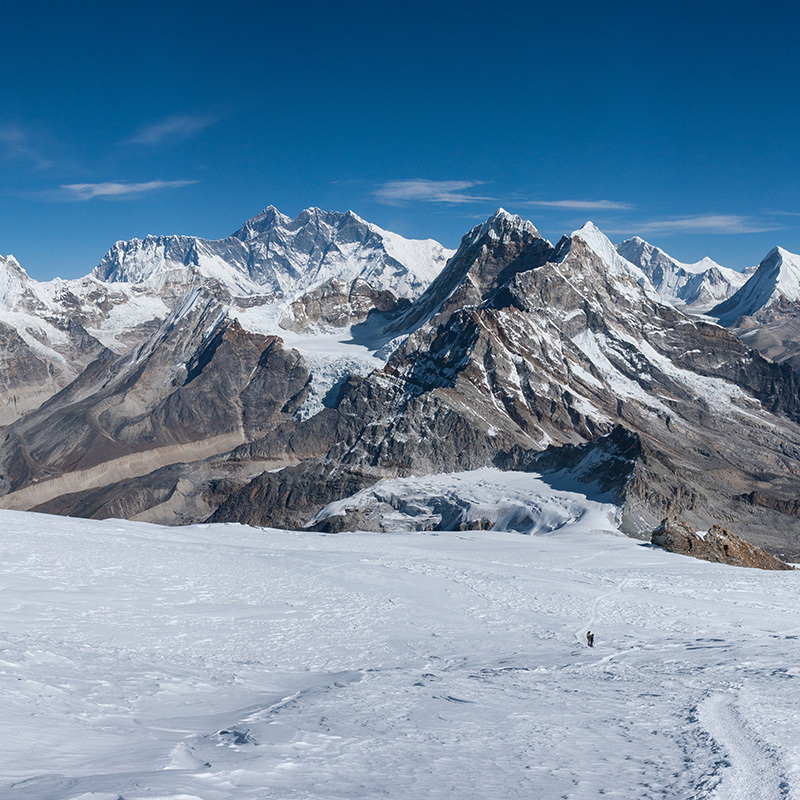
[
  {"x1": 386, "y1": 209, "x2": 554, "y2": 335},
  {"x1": 93, "y1": 234, "x2": 219, "y2": 285},
  {"x1": 232, "y1": 205, "x2": 292, "y2": 240},
  {"x1": 465, "y1": 208, "x2": 540, "y2": 246},
  {"x1": 451, "y1": 208, "x2": 552, "y2": 291}
]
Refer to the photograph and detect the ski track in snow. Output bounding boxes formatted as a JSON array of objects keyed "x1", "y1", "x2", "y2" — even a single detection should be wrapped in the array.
[
  {"x1": 0, "y1": 503, "x2": 799, "y2": 800},
  {"x1": 697, "y1": 692, "x2": 789, "y2": 800}
]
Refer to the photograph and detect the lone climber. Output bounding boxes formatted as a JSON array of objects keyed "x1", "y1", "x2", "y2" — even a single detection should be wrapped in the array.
[{"x1": 586, "y1": 631, "x2": 594, "y2": 647}]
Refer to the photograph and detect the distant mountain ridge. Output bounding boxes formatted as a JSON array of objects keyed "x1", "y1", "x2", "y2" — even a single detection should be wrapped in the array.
[
  {"x1": 95, "y1": 206, "x2": 451, "y2": 310},
  {"x1": 0, "y1": 207, "x2": 455, "y2": 425},
  {"x1": 4, "y1": 207, "x2": 800, "y2": 556},
  {"x1": 616, "y1": 236, "x2": 747, "y2": 310}
]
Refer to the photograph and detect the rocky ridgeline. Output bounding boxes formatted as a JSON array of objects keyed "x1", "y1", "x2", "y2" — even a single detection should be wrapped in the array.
[
  {"x1": 651, "y1": 518, "x2": 793, "y2": 570},
  {"x1": 5, "y1": 207, "x2": 800, "y2": 556}
]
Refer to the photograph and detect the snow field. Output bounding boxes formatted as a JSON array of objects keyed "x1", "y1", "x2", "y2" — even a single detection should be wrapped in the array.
[{"x1": 0, "y1": 499, "x2": 799, "y2": 799}]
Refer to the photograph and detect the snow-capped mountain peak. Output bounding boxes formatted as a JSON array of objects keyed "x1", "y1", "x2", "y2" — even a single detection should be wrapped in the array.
[
  {"x1": 570, "y1": 222, "x2": 658, "y2": 300},
  {"x1": 616, "y1": 236, "x2": 746, "y2": 311},
  {"x1": 93, "y1": 206, "x2": 454, "y2": 309},
  {"x1": 0, "y1": 254, "x2": 32, "y2": 308},
  {"x1": 711, "y1": 245, "x2": 800, "y2": 326},
  {"x1": 764, "y1": 246, "x2": 800, "y2": 300},
  {"x1": 466, "y1": 208, "x2": 539, "y2": 247},
  {"x1": 232, "y1": 205, "x2": 292, "y2": 240}
]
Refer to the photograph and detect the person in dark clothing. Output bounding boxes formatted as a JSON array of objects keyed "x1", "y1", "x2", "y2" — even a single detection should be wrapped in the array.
[{"x1": 586, "y1": 631, "x2": 594, "y2": 647}]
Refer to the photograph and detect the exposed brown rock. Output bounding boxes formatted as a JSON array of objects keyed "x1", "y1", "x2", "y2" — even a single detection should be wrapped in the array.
[{"x1": 651, "y1": 518, "x2": 793, "y2": 570}]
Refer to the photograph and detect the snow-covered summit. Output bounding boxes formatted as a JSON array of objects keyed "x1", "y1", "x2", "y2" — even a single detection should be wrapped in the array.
[
  {"x1": 0, "y1": 254, "x2": 34, "y2": 308},
  {"x1": 569, "y1": 222, "x2": 660, "y2": 303},
  {"x1": 94, "y1": 206, "x2": 454, "y2": 305},
  {"x1": 711, "y1": 245, "x2": 800, "y2": 326},
  {"x1": 617, "y1": 236, "x2": 746, "y2": 311},
  {"x1": 465, "y1": 208, "x2": 540, "y2": 247}
]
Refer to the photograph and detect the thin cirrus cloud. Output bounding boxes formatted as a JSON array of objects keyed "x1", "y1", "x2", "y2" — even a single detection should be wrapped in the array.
[
  {"x1": 522, "y1": 199, "x2": 634, "y2": 211},
  {"x1": 0, "y1": 123, "x2": 53, "y2": 169},
  {"x1": 374, "y1": 179, "x2": 493, "y2": 205},
  {"x1": 610, "y1": 214, "x2": 782, "y2": 235},
  {"x1": 60, "y1": 180, "x2": 198, "y2": 200},
  {"x1": 124, "y1": 114, "x2": 219, "y2": 145}
]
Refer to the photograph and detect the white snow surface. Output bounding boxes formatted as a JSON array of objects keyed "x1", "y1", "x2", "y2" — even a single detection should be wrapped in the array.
[{"x1": 2, "y1": 483, "x2": 800, "y2": 799}]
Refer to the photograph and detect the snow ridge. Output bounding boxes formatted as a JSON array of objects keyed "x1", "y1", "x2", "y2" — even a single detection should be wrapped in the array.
[
  {"x1": 711, "y1": 246, "x2": 800, "y2": 326},
  {"x1": 95, "y1": 206, "x2": 455, "y2": 304},
  {"x1": 616, "y1": 236, "x2": 746, "y2": 310},
  {"x1": 572, "y1": 223, "x2": 661, "y2": 303}
]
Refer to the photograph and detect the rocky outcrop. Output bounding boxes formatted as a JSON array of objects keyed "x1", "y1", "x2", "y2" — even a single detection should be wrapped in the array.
[
  {"x1": 651, "y1": 518, "x2": 793, "y2": 570},
  {"x1": 0, "y1": 289, "x2": 311, "y2": 508}
]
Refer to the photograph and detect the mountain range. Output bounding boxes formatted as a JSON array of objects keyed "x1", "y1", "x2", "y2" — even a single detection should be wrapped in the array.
[{"x1": 3, "y1": 206, "x2": 800, "y2": 556}]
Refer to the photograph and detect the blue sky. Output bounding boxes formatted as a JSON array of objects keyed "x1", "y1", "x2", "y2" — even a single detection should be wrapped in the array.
[{"x1": 2, "y1": 0, "x2": 799, "y2": 279}]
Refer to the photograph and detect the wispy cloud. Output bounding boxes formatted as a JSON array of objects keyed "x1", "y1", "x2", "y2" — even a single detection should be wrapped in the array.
[
  {"x1": 521, "y1": 199, "x2": 634, "y2": 211},
  {"x1": 374, "y1": 179, "x2": 492, "y2": 205},
  {"x1": 0, "y1": 123, "x2": 53, "y2": 169},
  {"x1": 124, "y1": 114, "x2": 218, "y2": 145},
  {"x1": 60, "y1": 180, "x2": 197, "y2": 200},
  {"x1": 763, "y1": 209, "x2": 800, "y2": 218},
  {"x1": 613, "y1": 214, "x2": 781, "y2": 235}
]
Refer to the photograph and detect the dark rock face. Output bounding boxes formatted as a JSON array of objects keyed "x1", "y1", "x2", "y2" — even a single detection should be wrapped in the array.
[
  {"x1": 0, "y1": 321, "x2": 56, "y2": 426},
  {"x1": 0, "y1": 290, "x2": 311, "y2": 508},
  {"x1": 651, "y1": 518, "x2": 793, "y2": 570},
  {"x1": 207, "y1": 218, "x2": 800, "y2": 554}
]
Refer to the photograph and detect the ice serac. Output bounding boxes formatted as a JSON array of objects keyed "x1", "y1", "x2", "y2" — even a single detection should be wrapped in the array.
[
  {"x1": 710, "y1": 246, "x2": 800, "y2": 368},
  {"x1": 209, "y1": 216, "x2": 800, "y2": 555},
  {"x1": 616, "y1": 236, "x2": 747, "y2": 311}
]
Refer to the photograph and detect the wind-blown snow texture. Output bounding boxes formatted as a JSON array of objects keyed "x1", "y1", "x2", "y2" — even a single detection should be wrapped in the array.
[{"x1": 1, "y1": 482, "x2": 799, "y2": 800}]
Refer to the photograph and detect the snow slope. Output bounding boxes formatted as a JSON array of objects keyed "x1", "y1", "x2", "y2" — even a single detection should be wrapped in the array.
[
  {"x1": 1, "y1": 477, "x2": 799, "y2": 799},
  {"x1": 712, "y1": 246, "x2": 800, "y2": 326}
]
